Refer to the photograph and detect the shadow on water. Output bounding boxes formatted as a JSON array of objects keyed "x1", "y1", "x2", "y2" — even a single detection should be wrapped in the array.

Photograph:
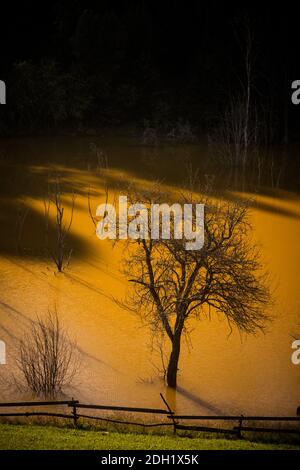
[
  {"x1": 176, "y1": 386, "x2": 224, "y2": 415},
  {"x1": 163, "y1": 384, "x2": 224, "y2": 414},
  {"x1": 0, "y1": 134, "x2": 299, "y2": 194},
  {"x1": 76, "y1": 346, "x2": 121, "y2": 374},
  {"x1": 0, "y1": 324, "x2": 19, "y2": 342},
  {"x1": 0, "y1": 135, "x2": 299, "y2": 260},
  {"x1": 225, "y1": 191, "x2": 300, "y2": 220},
  {"x1": 64, "y1": 272, "x2": 113, "y2": 300},
  {"x1": 0, "y1": 300, "x2": 34, "y2": 325},
  {"x1": 0, "y1": 192, "x2": 93, "y2": 259}
]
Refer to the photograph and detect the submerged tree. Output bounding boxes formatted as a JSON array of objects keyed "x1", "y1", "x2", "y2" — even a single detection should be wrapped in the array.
[
  {"x1": 44, "y1": 176, "x2": 76, "y2": 272},
  {"x1": 17, "y1": 310, "x2": 78, "y2": 398},
  {"x1": 210, "y1": 16, "x2": 260, "y2": 170},
  {"x1": 113, "y1": 183, "x2": 271, "y2": 388}
]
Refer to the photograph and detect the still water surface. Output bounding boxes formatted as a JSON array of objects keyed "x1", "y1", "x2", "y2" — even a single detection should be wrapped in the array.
[{"x1": 0, "y1": 136, "x2": 299, "y2": 415}]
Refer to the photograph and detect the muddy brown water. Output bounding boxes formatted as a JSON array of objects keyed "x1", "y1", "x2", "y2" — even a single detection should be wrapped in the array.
[{"x1": 0, "y1": 136, "x2": 299, "y2": 416}]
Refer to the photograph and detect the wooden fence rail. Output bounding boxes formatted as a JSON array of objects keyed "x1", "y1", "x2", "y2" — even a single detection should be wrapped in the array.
[
  {"x1": 0, "y1": 396, "x2": 299, "y2": 436},
  {"x1": 73, "y1": 403, "x2": 169, "y2": 415},
  {"x1": 171, "y1": 415, "x2": 300, "y2": 421},
  {"x1": 170, "y1": 413, "x2": 300, "y2": 437},
  {"x1": 0, "y1": 400, "x2": 77, "y2": 407}
]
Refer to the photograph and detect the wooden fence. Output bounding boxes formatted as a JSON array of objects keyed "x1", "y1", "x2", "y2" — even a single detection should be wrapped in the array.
[{"x1": 0, "y1": 393, "x2": 299, "y2": 437}]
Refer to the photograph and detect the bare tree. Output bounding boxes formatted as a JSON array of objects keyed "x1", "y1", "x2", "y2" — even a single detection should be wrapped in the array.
[
  {"x1": 115, "y1": 183, "x2": 271, "y2": 388},
  {"x1": 87, "y1": 143, "x2": 110, "y2": 230},
  {"x1": 210, "y1": 17, "x2": 259, "y2": 170},
  {"x1": 149, "y1": 333, "x2": 168, "y2": 381},
  {"x1": 88, "y1": 142, "x2": 108, "y2": 171},
  {"x1": 210, "y1": 97, "x2": 252, "y2": 167},
  {"x1": 17, "y1": 310, "x2": 78, "y2": 398},
  {"x1": 44, "y1": 176, "x2": 76, "y2": 272},
  {"x1": 240, "y1": 18, "x2": 253, "y2": 167}
]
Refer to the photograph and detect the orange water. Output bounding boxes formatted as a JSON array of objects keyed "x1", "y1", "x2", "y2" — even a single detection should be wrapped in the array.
[{"x1": 0, "y1": 136, "x2": 299, "y2": 416}]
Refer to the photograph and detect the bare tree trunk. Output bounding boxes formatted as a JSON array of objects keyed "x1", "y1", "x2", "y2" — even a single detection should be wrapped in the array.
[
  {"x1": 166, "y1": 330, "x2": 182, "y2": 388},
  {"x1": 243, "y1": 77, "x2": 250, "y2": 167},
  {"x1": 283, "y1": 70, "x2": 289, "y2": 145},
  {"x1": 44, "y1": 176, "x2": 75, "y2": 272},
  {"x1": 243, "y1": 24, "x2": 252, "y2": 169}
]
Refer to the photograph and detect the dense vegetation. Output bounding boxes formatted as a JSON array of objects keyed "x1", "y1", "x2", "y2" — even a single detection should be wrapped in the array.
[{"x1": 0, "y1": 2, "x2": 299, "y2": 141}]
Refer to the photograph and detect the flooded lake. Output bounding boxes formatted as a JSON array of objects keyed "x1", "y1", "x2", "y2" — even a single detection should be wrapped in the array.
[{"x1": 0, "y1": 136, "x2": 299, "y2": 416}]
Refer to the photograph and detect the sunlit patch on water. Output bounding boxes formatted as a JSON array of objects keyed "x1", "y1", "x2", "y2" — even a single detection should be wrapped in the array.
[{"x1": 0, "y1": 136, "x2": 299, "y2": 416}]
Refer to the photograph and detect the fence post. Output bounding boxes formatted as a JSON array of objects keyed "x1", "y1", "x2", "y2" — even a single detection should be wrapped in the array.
[
  {"x1": 237, "y1": 414, "x2": 244, "y2": 438},
  {"x1": 71, "y1": 398, "x2": 78, "y2": 427},
  {"x1": 160, "y1": 393, "x2": 177, "y2": 434}
]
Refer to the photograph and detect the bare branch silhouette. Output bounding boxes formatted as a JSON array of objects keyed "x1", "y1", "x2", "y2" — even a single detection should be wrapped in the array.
[
  {"x1": 114, "y1": 180, "x2": 271, "y2": 388},
  {"x1": 17, "y1": 309, "x2": 79, "y2": 398},
  {"x1": 44, "y1": 175, "x2": 76, "y2": 272}
]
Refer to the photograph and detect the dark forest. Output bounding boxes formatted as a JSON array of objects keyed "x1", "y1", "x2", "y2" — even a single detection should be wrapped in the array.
[{"x1": 0, "y1": 1, "x2": 299, "y2": 143}]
